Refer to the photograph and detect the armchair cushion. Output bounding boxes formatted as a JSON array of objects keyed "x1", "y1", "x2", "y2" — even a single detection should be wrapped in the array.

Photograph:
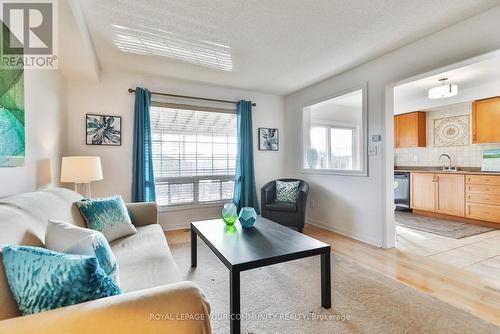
[
  {"x1": 265, "y1": 202, "x2": 297, "y2": 212},
  {"x1": 275, "y1": 180, "x2": 300, "y2": 203}
]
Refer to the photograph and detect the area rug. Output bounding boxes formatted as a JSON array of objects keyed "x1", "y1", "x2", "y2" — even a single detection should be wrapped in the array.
[
  {"x1": 170, "y1": 240, "x2": 499, "y2": 334},
  {"x1": 396, "y1": 211, "x2": 495, "y2": 239}
]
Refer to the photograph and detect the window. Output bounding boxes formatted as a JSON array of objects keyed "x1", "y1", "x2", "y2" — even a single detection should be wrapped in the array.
[
  {"x1": 150, "y1": 103, "x2": 236, "y2": 207},
  {"x1": 302, "y1": 85, "x2": 367, "y2": 176},
  {"x1": 310, "y1": 125, "x2": 356, "y2": 170}
]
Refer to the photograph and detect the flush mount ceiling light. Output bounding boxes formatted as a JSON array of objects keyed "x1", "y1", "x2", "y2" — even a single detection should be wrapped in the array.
[{"x1": 428, "y1": 78, "x2": 458, "y2": 99}]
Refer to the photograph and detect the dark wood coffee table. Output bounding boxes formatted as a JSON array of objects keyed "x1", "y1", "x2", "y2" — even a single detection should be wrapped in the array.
[{"x1": 190, "y1": 216, "x2": 331, "y2": 334}]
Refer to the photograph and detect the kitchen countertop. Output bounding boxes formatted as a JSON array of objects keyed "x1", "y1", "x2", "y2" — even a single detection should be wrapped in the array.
[{"x1": 394, "y1": 166, "x2": 500, "y2": 176}]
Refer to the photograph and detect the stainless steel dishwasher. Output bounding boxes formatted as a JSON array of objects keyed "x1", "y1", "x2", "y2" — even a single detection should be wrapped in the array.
[{"x1": 394, "y1": 172, "x2": 411, "y2": 211}]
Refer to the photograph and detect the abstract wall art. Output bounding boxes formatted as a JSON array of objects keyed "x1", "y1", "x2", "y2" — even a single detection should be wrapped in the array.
[
  {"x1": 258, "y1": 128, "x2": 279, "y2": 151},
  {"x1": 0, "y1": 64, "x2": 25, "y2": 166},
  {"x1": 86, "y1": 114, "x2": 121, "y2": 146}
]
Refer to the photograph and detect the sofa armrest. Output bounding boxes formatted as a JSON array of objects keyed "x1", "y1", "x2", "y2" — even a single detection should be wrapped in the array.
[
  {"x1": 126, "y1": 202, "x2": 158, "y2": 227},
  {"x1": 0, "y1": 281, "x2": 211, "y2": 334}
]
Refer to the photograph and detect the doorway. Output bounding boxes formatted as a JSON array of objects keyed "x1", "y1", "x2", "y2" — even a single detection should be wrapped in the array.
[{"x1": 384, "y1": 49, "x2": 500, "y2": 280}]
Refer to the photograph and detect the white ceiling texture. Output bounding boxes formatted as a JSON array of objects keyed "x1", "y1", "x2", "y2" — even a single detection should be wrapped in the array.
[{"x1": 64, "y1": 0, "x2": 500, "y2": 95}]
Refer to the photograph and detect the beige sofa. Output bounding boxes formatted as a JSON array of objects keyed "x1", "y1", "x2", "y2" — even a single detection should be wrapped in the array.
[{"x1": 0, "y1": 188, "x2": 211, "y2": 333}]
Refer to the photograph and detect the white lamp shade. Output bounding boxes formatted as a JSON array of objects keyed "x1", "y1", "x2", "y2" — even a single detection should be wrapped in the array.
[{"x1": 61, "y1": 156, "x2": 103, "y2": 183}]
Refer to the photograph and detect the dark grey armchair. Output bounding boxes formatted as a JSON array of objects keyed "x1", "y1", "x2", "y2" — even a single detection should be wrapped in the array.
[{"x1": 260, "y1": 178, "x2": 309, "y2": 233}]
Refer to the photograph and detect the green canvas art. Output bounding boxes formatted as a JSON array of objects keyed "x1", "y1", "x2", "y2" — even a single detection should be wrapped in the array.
[{"x1": 0, "y1": 23, "x2": 25, "y2": 167}]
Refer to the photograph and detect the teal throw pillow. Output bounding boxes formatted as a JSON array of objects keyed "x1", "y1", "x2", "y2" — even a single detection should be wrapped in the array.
[
  {"x1": 76, "y1": 195, "x2": 137, "y2": 242},
  {"x1": 276, "y1": 180, "x2": 300, "y2": 203},
  {"x1": 1, "y1": 245, "x2": 121, "y2": 315}
]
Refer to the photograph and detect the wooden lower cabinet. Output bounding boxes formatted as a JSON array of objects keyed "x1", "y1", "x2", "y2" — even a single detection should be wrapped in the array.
[
  {"x1": 435, "y1": 174, "x2": 465, "y2": 216},
  {"x1": 466, "y1": 175, "x2": 500, "y2": 224},
  {"x1": 410, "y1": 173, "x2": 436, "y2": 211},
  {"x1": 410, "y1": 173, "x2": 465, "y2": 216},
  {"x1": 410, "y1": 172, "x2": 500, "y2": 225},
  {"x1": 466, "y1": 203, "x2": 500, "y2": 223}
]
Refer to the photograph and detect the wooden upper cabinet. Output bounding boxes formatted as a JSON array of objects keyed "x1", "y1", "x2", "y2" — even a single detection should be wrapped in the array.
[
  {"x1": 435, "y1": 174, "x2": 465, "y2": 217},
  {"x1": 410, "y1": 173, "x2": 435, "y2": 212},
  {"x1": 472, "y1": 96, "x2": 500, "y2": 144},
  {"x1": 394, "y1": 112, "x2": 426, "y2": 148}
]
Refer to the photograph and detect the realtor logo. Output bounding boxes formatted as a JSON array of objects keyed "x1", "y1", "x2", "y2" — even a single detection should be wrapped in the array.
[{"x1": 1, "y1": 0, "x2": 58, "y2": 69}]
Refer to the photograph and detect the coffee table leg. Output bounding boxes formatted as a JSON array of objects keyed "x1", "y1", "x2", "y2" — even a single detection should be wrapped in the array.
[
  {"x1": 191, "y1": 226, "x2": 197, "y2": 268},
  {"x1": 230, "y1": 269, "x2": 241, "y2": 334},
  {"x1": 321, "y1": 252, "x2": 331, "y2": 308}
]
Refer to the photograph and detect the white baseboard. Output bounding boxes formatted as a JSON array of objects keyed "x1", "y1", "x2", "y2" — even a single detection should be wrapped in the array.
[
  {"x1": 161, "y1": 222, "x2": 190, "y2": 231},
  {"x1": 306, "y1": 218, "x2": 382, "y2": 247}
]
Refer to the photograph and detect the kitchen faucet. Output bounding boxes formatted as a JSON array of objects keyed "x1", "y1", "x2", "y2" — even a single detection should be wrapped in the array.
[{"x1": 439, "y1": 153, "x2": 457, "y2": 171}]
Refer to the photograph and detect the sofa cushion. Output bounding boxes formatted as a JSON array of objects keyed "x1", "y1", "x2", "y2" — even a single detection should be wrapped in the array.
[
  {"x1": 76, "y1": 196, "x2": 137, "y2": 242},
  {"x1": 45, "y1": 220, "x2": 119, "y2": 285},
  {"x1": 265, "y1": 202, "x2": 298, "y2": 212},
  {"x1": 2, "y1": 245, "x2": 121, "y2": 315},
  {"x1": 110, "y1": 224, "x2": 181, "y2": 292},
  {"x1": 0, "y1": 188, "x2": 85, "y2": 321}
]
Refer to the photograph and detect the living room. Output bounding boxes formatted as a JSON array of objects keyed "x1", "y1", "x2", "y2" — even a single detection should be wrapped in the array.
[{"x1": 1, "y1": 1, "x2": 500, "y2": 333}]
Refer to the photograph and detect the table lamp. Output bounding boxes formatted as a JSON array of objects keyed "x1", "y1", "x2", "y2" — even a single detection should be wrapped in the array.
[{"x1": 61, "y1": 156, "x2": 103, "y2": 197}]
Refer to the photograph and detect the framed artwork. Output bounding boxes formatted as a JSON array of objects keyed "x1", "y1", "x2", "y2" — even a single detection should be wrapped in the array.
[
  {"x1": 0, "y1": 50, "x2": 25, "y2": 166},
  {"x1": 258, "y1": 128, "x2": 279, "y2": 151},
  {"x1": 433, "y1": 115, "x2": 468, "y2": 147},
  {"x1": 86, "y1": 114, "x2": 122, "y2": 146}
]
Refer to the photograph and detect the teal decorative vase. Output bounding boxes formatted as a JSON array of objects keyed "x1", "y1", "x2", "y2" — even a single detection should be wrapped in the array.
[
  {"x1": 222, "y1": 203, "x2": 238, "y2": 226},
  {"x1": 307, "y1": 148, "x2": 318, "y2": 168},
  {"x1": 239, "y1": 207, "x2": 257, "y2": 228}
]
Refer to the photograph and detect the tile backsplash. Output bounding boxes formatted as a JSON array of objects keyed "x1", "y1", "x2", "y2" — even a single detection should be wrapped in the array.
[{"x1": 395, "y1": 102, "x2": 500, "y2": 168}]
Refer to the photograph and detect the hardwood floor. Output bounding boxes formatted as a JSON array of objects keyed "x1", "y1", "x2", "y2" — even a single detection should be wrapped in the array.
[{"x1": 166, "y1": 223, "x2": 500, "y2": 326}]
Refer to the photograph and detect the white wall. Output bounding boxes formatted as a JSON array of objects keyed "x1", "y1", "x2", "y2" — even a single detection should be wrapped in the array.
[
  {"x1": 0, "y1": 70, "x2": 66, "y2": 198},
  {"x1": 395, "y1": 102, "x2": 500, "y2": 168},
  {"x1": 284, "y1": 5, "x2": 500, "y2": 247},
  {"x1": 66, "y1": 70, "x2": 285, "y2": 230}
]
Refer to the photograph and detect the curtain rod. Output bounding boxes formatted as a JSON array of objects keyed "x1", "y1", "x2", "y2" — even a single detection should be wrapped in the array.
[{"x1": 128, "y1": 88, "x2": 256, "y2": 107}]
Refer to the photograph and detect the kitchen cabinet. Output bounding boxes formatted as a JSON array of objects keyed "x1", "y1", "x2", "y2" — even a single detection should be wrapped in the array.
[
  {"x1": 435, "y1": 174, "x2": 465, "y2": 216},
  {"x1": 410, "y1": 173, "x2": 464, "y2": 216},
  {"x1": 410, "y1": 173, "x2": 435, "y2": 211},
  {"x1": 394, "y1": 112, "x2": 426, "y2": 148},
  {"x1": 466, "y1": 175, "x2": 500, "y2": 223},
  {"x1": 472, "y1": 96, "x2": 500, "y2": 144},
  {"x1": 410, "y1": 172, "x2": 500, "y2": 225}
]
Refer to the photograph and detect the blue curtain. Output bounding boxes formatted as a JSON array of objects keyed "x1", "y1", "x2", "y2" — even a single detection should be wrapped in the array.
[
  {"x1": 233, "y1": 100, "x2": 260, "y2": 214},
  {"x1": 132, "y1": 87, "x2": 156, "y2": 202}
]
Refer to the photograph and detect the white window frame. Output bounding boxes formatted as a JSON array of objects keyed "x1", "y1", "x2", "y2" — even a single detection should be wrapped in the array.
[
  {"x1": 150, "y1": 101, "x2": 236, "y2": 208},
  {"x1": 301, "y1": 83, "x2": 368, "y2": 176},
  {"x1": 311, "y1": 123, "x2": 358, "y2": 170}
]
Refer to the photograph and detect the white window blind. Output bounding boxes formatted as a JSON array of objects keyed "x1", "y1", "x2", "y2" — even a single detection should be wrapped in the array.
[{"x1": 150, "y1": 103, "x2": 237, "y2": 207}]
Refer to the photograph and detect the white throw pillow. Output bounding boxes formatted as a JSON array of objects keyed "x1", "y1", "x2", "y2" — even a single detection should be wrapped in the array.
[{"x1": 45, "y1": 220, "x2": 119, "y2": 285}]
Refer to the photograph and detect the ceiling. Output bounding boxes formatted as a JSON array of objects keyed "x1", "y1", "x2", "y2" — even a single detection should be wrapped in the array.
[
  {"x1": 65, "y1": 0, "x2": 500, "y2": 95},
  {"x1": 394, "y1": 54, "x2": 500, "y2": 114}
]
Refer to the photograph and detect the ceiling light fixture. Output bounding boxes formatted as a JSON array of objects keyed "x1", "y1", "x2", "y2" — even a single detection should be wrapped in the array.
[{"x1": 428, "y1": 78, "x2": 458, "y2": 99}]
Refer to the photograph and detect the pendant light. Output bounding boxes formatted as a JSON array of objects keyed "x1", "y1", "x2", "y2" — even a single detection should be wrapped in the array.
[{"x1": 428, "y1": 78, "x2": 458, "y2": 99}]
